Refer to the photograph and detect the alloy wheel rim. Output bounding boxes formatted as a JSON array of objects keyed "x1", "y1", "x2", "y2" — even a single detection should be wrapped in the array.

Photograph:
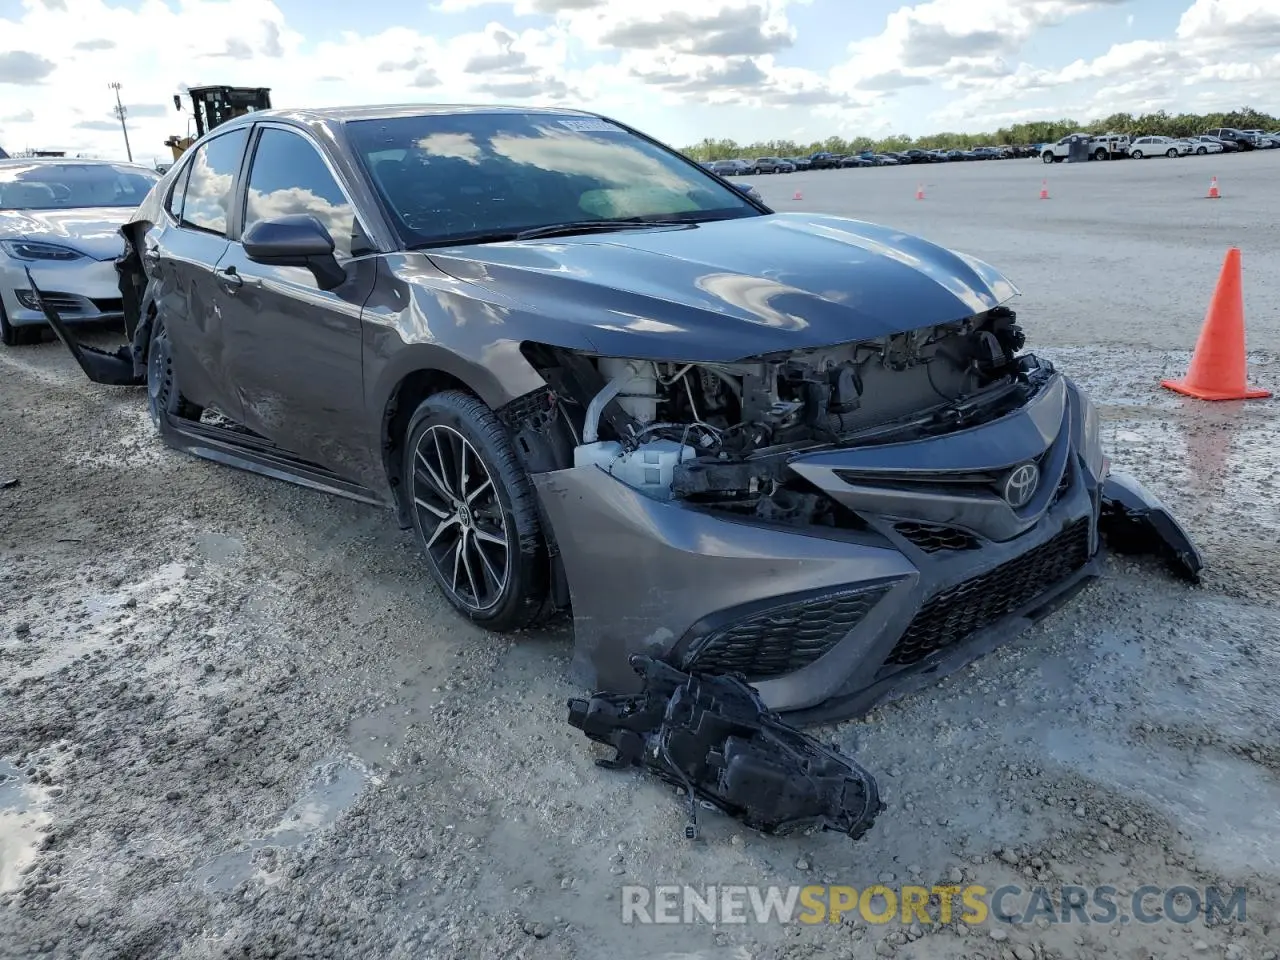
[{"x1": 411, "y1": 424, "x2": 510, "y2": 611}]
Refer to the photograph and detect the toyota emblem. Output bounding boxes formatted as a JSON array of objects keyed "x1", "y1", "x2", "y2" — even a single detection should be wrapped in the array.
[{"x1": 1002, "y1": 462, "x2": 1040, "y2": 508}]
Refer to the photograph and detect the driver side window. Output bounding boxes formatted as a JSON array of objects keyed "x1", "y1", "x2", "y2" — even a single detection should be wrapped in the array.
[{"x1": 243, "y1": 127, "x2": 361, "y2": 259}]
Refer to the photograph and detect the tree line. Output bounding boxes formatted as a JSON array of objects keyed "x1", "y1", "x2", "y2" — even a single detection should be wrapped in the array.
[{"x1": 680, "y1": 106, "x2": 1280, "y2": 159}]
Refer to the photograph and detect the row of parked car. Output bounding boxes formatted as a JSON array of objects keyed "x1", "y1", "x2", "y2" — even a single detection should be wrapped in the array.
[
  {"x1": 1037, "y1": 127, "x2": 1280, "y2": 162},
  {"x1": 702, "y1": 145, "x2": 1036, "y2": 175},
  {"x1": 704, "y1": 126, "x2": 1279, "y2": 175}
]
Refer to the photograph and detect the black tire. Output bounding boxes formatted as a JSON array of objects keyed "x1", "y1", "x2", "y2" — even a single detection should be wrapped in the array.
[
  {"x1": 1042, "y1": 152, "x2": 1054, "y2": 163},
  {"x1": 0, "y1": 301, "x2": 43, "y2": 346},
  {"x1": 145, "y1": 313, "x2": 202, "y2": 429},
  {"x1": 403, "y1": 389, "x2": 547, "y2": 632},
  {"x1": 1132, "y1": 150, "x2": 1144, "y2": 159},
  {"x1": 1094, "y1": 149, "x2": 1108, "y2": 161},
  {"x1": 1196, "y1": 146, "x2": 1207, "y2": 155},
  {"x1": 1167, "y1": 148, "x2": 1178, "y2": 158}
]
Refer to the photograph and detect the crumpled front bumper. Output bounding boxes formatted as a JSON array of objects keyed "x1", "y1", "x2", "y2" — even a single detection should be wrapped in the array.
[
  {"x1": 1098, "y1": 470, "x2": 1202, "y2": 583},
  {"x1": 533, "y1": 365, "x2": 1199, "y2": 724}
]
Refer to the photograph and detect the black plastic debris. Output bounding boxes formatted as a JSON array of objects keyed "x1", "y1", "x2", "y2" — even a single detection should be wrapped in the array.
[
  {"x1": 23, "y1": 270, "x2": 141, "y2": 386},
  {"x1": 567, "y1": 654, "x2": 883, "y2": 841},
  {"x1": 1099, "y1": 471, "x2": 1203, "y2": 584}
]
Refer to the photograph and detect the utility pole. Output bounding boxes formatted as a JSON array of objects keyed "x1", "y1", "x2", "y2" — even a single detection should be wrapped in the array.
[{"x1": 109, "y1": 82, "x2": 133, "y2": 163}]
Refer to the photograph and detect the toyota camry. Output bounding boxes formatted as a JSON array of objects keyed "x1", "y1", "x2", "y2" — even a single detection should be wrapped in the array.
[{"x1": 35, "y1": 104, "x2": 1200, "y2": 723}]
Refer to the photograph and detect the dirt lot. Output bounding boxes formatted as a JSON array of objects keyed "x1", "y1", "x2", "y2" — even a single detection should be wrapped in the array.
[{"x1": 3, "y1": 152, "x2": 1279, "y2": 960}]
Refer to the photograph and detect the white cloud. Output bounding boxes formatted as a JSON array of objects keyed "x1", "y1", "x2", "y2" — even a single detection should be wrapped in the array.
[
  {"x1": 832, "y1": 0, "x2": 1136, "y2": 91},
  {"x1": 914, "y1": 0, "x2": 1280, "y2": 128},
  {"x1": 1177, "y1": 0, "x2": 1280, "y2": 46}
]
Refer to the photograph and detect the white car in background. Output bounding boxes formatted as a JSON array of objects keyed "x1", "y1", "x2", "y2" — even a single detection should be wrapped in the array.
[
  {"x1": 1128, "y1": 136, "x2": 1192, "y2": 159},
  {"x1": 1, "y1": 158, "x2": 158, "y2": 346},
  {"x1": 1183, "y1": 136, "x2": 1225, "y2": 155}
]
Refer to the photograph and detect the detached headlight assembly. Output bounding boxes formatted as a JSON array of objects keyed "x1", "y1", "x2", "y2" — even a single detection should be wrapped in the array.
[{"x1": 0, "y1": 240, "x2": 86, "y2": 262}]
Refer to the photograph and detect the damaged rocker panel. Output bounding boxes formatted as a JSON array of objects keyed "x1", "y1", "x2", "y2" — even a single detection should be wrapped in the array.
[{"x1": 29, "y1": 270, "x2": 388, "y2": 508}]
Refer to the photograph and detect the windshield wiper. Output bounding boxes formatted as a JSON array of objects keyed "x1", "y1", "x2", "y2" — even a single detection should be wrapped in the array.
[
  {"x1": 514, "y1": 218, "x2": 694, "y2": 241},
  {"x1": 403, "y1": 218, "x2": 697, "y2": 251}
]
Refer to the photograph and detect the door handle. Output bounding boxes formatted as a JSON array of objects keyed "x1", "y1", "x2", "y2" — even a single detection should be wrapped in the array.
[{"x1": 217, "y1": 266, "x2": 244, "y2": 292}]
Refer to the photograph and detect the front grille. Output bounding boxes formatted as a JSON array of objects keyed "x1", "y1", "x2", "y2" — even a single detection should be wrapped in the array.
[
  {"x1": 89, "y1": 297, "x2": 124, "y2": 314},
  {"x1": 894, "y1": 521, "x2": 980, "y2": 553},
  {"x1": 16, "y1": 289, "x2": 83, "y2": 312},
  {"x1": 683, "y1": 585, "x2": 891, "y2": 682},
  {"x1": 884, "y1": 518, "x2": 1092, "y2": 667}
]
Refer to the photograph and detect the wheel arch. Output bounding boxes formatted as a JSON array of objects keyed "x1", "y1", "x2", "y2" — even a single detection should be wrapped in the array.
[{"x1": 380, "y1": 365, "x2": 486, "y2": 527}]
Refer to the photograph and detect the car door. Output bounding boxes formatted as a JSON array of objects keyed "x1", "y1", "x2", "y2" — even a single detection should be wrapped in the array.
[
  {"x1": 153, "y1": 126, "x2": 251, "y2": 421},
  {"x1": 215, "y1": 122, "x2": 381, "y2": 486}
]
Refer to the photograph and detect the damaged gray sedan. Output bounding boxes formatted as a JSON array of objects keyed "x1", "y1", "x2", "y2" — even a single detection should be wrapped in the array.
[{"x1": 38, "y1": 104, "x2": 1201, "y2": 725}]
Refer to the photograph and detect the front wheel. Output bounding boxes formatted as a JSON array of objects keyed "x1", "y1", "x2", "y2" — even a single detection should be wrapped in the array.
[
  {"x1": 1131, "y1": 150, "x2": 1144, "y2": 159},
  {"x1": 0, "y1": 302, "x2": 42, "y2": 346},
  {"x1": 404, "y1": 390, "x2": 548, "y2": 632},
  {"x1": 1094, "y1": 149, "x2": 1108, "y2": 161},
  {"x1": 1196, "y1": 146, "x2": 1207, "y2": 155}
]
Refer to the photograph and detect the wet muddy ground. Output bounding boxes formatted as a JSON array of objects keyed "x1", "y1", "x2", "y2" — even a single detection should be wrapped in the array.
[{"x1": 2, "y1": 154, "x2": 1279, "y2": 959}]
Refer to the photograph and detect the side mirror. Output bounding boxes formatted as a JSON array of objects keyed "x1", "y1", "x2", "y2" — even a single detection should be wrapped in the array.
[{"x1": 242, "y1": 214, "x2": 345, "y2": 290}]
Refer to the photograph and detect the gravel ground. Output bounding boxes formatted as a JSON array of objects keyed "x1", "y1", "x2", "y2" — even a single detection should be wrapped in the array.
[{"x1": 2, "y1": 151, "x2": 1279, "y2": 960}]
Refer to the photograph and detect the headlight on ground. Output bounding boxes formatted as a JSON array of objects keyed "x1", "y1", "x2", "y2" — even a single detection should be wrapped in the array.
[{"x1": 0, "y1": 240, "x2": 86, "y2": 262}]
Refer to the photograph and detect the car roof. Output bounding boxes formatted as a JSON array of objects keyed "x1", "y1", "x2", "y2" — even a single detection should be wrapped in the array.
[{"x1": 0, "y1": 156, "x2": 158, "y2": 172}]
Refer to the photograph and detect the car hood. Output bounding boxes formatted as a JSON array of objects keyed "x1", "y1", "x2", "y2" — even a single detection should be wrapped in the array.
[
  {"x1": 0, "y1": 207, "x2": 136, "y2": 260},
  {"x1": 425, "y1": 212, "x2": 1020, "y2": 360}
]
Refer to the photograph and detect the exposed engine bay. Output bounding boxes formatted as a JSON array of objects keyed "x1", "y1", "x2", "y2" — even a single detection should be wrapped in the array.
[{"x1": 519, "y1": 306, "x2": 1039, "y2": 522}]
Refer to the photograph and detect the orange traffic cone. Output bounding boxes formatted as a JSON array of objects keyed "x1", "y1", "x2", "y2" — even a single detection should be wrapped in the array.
[
  {"x1": 1039, "y1": 179, "x2": 1050, "y2": 200},
  {"x1": 1207, "y1": 176, "x2": 1220, "y2": 199},
  {"x1": 915, "y1": 183, "x2": 925, "y2": 200},
  {"x1": 1161, "y1": 247, "x2": 1270, "y2": 401},
  {"x1": 793, "y1": 190, "x2": 803, "y2": 200}
]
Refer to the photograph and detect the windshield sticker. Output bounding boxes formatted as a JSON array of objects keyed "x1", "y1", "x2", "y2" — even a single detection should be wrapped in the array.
[{"x1": 557, "y1": 118, "x2": 623, "y2": 133}]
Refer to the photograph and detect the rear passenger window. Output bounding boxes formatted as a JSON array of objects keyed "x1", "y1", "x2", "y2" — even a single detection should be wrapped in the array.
[
  {"x1": 181, "y1": 128, "x2": 248, "y2": 236},
  {"x1": 243, "y1": 127, "x2": 360, "y2": 258}
]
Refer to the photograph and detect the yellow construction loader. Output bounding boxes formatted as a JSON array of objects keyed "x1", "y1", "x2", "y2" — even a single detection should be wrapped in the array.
[{"x1": 165, "y1": 85, "x2": 272, "y2": 162}]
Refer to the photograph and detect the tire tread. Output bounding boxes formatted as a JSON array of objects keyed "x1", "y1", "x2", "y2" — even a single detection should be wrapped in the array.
[{"x1": 405, "y1": 389, "x2": 551, "y2": 633}]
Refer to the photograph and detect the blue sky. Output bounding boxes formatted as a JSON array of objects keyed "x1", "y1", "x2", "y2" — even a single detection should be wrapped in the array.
[{"x1": 1, "y1": 0, "x2": 1277, "y2": 164}]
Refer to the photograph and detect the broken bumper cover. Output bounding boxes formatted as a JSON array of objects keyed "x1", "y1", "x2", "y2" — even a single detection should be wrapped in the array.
[
  {"x1": 535, "y1": 370, "x2": 1199, "y2": 723},
  {"x1": 1098, "y1": 470, "x2": 1202, "y2": 583},
  {"x1": 21, "y1": 270, "x2": 144, "y2": 386}
]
